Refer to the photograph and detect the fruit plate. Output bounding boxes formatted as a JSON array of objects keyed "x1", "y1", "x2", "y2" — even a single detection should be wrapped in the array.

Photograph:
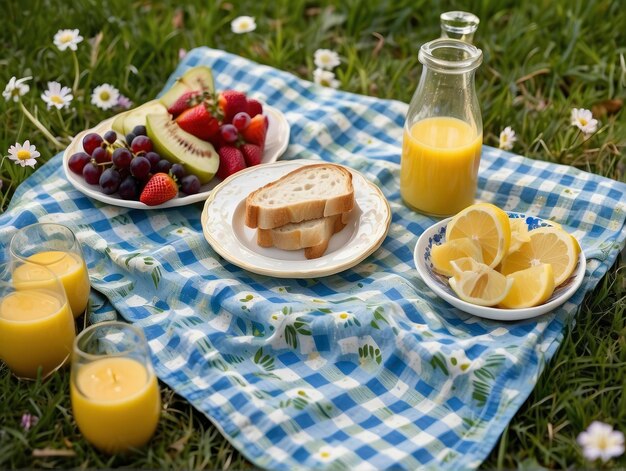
[
  {"x1": 62, "y1": 104, "x2": 290, "y2": 210},
  {"x1": 413, "y1": 213, "x2": 587, "y2": 321},
  {"x1": 201, "y1": 159, "x2": 391, "y2": 278}
]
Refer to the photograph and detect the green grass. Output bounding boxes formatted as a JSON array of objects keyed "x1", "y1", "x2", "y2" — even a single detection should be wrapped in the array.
[{"x1": 1, "y1": 0, "x2": 625, "y2": 468}]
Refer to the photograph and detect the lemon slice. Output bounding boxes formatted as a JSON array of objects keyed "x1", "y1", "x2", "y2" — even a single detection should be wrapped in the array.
[
  {"x1": 449, "y1": 256, "x2": 483, "y2": 276},
  {"x1": 446, "y1": 203, "x2": 511, "y2": 268},
  {"x1": 499, "y1": 263, "x2": 555, "y2": 309},
  {"x1": 448, "y1": 261, "x2": 513, "y2": 306},
  {"x1": 508, "y1": 219, "x2": 531, "y2": 254},
  {"x1": 500, "y1": 227, "x2": 580, "y2": 286},
  {"x1": 431, "y1": 238, "x2": 483, "y2": 277}
]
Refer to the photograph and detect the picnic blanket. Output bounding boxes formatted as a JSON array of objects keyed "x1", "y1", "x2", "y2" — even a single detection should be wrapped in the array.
[{"x1": 1, "y1": 47, "x2": 625, "y2": 470}]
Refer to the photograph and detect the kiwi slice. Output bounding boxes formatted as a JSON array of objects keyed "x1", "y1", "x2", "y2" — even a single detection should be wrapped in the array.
[
  {"x1": 111, "y1": 100, "x2": 167, "y2": 135},
  {"x1": 158, "y1": 66, "x2": 214, "y2": 109},
  {"x1": 146, "y1": 113, "x2": 219, "y2": 184}
]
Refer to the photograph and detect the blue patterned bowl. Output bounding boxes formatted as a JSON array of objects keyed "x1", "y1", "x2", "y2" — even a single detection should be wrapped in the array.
[{"x1": 413, "y1": 212, "x2": 586, "y2": 321}]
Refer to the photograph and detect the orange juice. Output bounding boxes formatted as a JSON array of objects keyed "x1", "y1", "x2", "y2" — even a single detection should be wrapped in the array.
[
  {"x1": 71, "y1": 357, "x2": 161, "y2": 453},
  {"x1": 14, "y1": 251, "x2": 90, "y2": 317},
  {"x1": 0, "y1": 290, "x2": 75, "y2": 378},
  {"x1": 401, "y1": 116, "x2": 482, "y2": 216}
]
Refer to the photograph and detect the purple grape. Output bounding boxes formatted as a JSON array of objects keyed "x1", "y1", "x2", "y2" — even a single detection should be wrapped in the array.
[
  {"x1": 131, "y1": 135, "x2": 153, "y2": 154},
  {"x1": 180, "y1": 175, "x2": 201, "y2": 195},
  {"x1": 82, "y1": 162, "x2": 102, "y2": 185},
  {"x1": 125, "y1": 132, "x2": 137, "y2": 146},
  {"x1": 112, "y1": 148, "x2": 133, "y2": 169},
  {"x1": 130, "y1": 156, "x2": 151, "y2": 179},
  {"x1": 145, "y1": 151, "x2": 161, "y2": 172},
  {"x1": 170, "y1": 163, "x2": 186, "y2": 180},
  {"x1": 82, "y1": 133, "x2": 103, "y2": 155},
  {"x1": 68, "y1": 152, "x2": 91, "y2": 175},
  {"x1": 220, "y1": 124, "x2": 238, "y2": 143},
  {"x1": 99, "y1": 168, "x2": 121, "y2": 194},
  {"x1": 92, "y1": 146, "x2": 110, "y2": 164},
  {"x1": 118, "y1": 176, "x2": 139, "y2": 200},
  {"x1": 132, "y1": 125, "x2": 147, "y2": 136},
  {"x1": 103, "y1": 130, "x2": 117, "y2": 144},
  {"x1": 118, "y1": 167, "x2": 131, "y2": 180},
  {"x1": 155, "y1": 159, "x2": 171, "y2": 174}
]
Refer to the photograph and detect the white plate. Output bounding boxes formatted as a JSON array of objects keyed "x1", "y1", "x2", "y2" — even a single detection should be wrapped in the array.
[
  {"x1": 62, "y1": 104, "x2": 290, "y2": 210},
  {"x1": 413, "y1": 213, "x2": 586, "y2": 321},
  {"x1": 201, "y1": 160, "x2": 391, "y2": 278}
]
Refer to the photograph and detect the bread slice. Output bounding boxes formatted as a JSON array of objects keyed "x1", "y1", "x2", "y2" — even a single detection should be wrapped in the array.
[
  {"x1": 245, "y1": 164, "x2": 355, "y2": 229},
  {"x1": 257, "y1": 212, "x2": 348, "y2": 259}
]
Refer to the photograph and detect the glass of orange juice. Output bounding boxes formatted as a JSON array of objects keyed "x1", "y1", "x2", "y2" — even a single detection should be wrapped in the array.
[
  {"x1": 0, "y1": 260, "x2": 75, "y2": 380},
  {"x1": 71, "y1": 322, "x2": 161, "y2": 453},
  {"x1": 10, "y1": 223, "x2": 90, "y2": 318},
  {"x1": 400, "y1": 38, "x2": 483, "y2": 217}
]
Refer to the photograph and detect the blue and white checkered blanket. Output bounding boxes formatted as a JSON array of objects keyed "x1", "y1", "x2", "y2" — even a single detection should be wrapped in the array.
[{"x1": 1, "y1": 47, "x2": 625, "y2": 470}]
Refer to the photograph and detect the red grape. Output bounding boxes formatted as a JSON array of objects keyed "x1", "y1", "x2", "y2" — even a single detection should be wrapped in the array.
[
  {"x1": 130, "y1": 156, "x2": 151, "y2": 179},
  {"x1": 232, "y1": 112, "x2": 251, "y2": 131},
  {"x1": 220, "y1": 124, "x2": 239, "y2": 143},
  {"x1": 68, "y1": 152, "x2": 91, "y2": 174},
  {"x1": 99, "y1": 168, "x2": 121, "y2": 194},
  {"x1": 82, "y1": 162, "x2": 102, "y2": 185},
  {"x1": 82, "y1": 133, "x2": 103, "y2": 155},
  {"x1": 112, "y1": 148, "x2": 133, "y2": 168},
  {"x1": 131, "y1": 135, "x2": 153, "y2": 154},
  {"x1": 92, "y1": 146, "x2": 110, "y2": 164}
]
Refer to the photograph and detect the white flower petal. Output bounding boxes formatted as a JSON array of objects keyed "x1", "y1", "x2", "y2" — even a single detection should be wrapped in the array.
[
  {"x1": 314, "y1": 49, "x2": 341, "y2": 70},
  {"x1": 231, "y1": 16, "x2": 256, "y2": 34}
]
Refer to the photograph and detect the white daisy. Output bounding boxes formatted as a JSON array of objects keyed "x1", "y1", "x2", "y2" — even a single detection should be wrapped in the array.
[
  {"x1": 91, "y1": 83, "x2": 120, "y2": 110},
  {"x1": 577, "y1": 421, "x2": 625, "y2": 463},
  {"x1": 316, "y1": 445, "x2": 336, "y2": 463},
  {"x1": 41, "y1": 81, "x2": 73, "y2": 109},
  {"x1": 571, "y1": 108, "x2": 599, "y2": 135},
  {"x1": 314, "y1": 49, "x2": 341, "y2": 70},
  {"x1": 53, "y1": 29, "x2": 83, "y2": 51},
  {"x1": 8, "y1": 140, "x2": 40, "y2": 168},
  {"x1": 3, "y1": 76, "x2": 31, "y2": 102},
  {"x1": 313, "y1": 68, "x2": 340, "y2": 89},
  {"x1": 231, "y1": 16, "x2": 256, "y2": 34},
  {"x1": 498, "y1": 126, "x2": 517, "y2": 150}
]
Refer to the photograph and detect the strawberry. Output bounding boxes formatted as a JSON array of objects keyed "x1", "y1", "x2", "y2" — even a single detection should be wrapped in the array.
[
  {"x1": 241, "y1": 114, "x2": 268, "y2": 147},
  {"x1": 241, "y1": 143, "x2": 263, "y2": 167},
  {"x1": 167, "y1": 90, "x2": 203, "y2": 117},
  {"x1": 140, "y1": 173, "x2": 178, "y2": 206},
  {"x1": 176, "y1": 103, "x2": 220, "y2": 141},
  {"x1": 217, "y1": 146, "x2": 246, "y2": 180},
  {"x1": 218, "y1": 90, "x2": 247, "y2": 124},
  {"x1": 246, "y1": 98, "x2": 263, "y2": 118}
]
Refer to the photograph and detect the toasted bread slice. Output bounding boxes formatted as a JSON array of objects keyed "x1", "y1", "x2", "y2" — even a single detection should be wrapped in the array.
[
  {"x1": 258, "y1": 212, "x2": 347, "y2": 259},
  {"x1": 245, "y1": 164, "x2": 355, "y2": 229}
]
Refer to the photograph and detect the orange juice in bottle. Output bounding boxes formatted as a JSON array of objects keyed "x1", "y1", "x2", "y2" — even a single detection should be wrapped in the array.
[{"x1": 401, "y1": 38, "x2": 483, "y2": 216}]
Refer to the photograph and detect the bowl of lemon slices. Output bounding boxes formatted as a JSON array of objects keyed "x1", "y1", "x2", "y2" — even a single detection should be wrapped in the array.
[{"x1": 413, "y1": 203, "x2": 586, "y2": 321}]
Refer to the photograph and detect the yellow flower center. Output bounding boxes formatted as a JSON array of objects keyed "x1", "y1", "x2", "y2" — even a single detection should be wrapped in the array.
[
  {"x1": 297, "y1": 390, "x2": 306, "y2": 396},
  {"x1": 579, "y1": 118, "x2": 588, "y2": 126},
  {"x1": 61, "y1": 33, "x2": 74, "y2": 43},
  {"x1": 51, "y1": 95, "x2": 64, "y2": 104},
  {"x1": 11, "y1": 88, "x2": 20, "y2": 96},
  {"x1": 17, "y1": 150, "x2": 31, "y2": 161},
  {"x1": 339, "y1": 313, "x2": 348, "y2": 319},
  {"x1": 239, "y1": 20, "x2": 250, "y2": 29},
  {"x1": 100, "y1": 91, "x2": 110, "y2": 101},
  {"x1": 320, "y1": 451, "x2": 330, "y2": 458}
]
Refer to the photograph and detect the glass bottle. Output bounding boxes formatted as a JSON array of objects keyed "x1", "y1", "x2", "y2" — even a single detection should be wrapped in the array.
[
  {"x1": 400, "y1": 38, "x2": 483, "y2": 217},
  {"x1": 440, "y1": 11, "x2": 480, "y2": 43}
]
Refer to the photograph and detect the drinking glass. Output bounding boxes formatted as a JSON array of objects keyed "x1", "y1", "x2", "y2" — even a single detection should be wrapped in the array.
[
  {"x1": 440, "y1": 11, "x2": 480, "y2": 43},
  {"x1": 10, "y1": 223, "x2": 90, "y2": 318},
  {"x1": 71, "y1": 321, "x2": 161, "y2": 453},
  {"x1": 0, "y1": 260, "x2": 75, "y2": 379}
]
